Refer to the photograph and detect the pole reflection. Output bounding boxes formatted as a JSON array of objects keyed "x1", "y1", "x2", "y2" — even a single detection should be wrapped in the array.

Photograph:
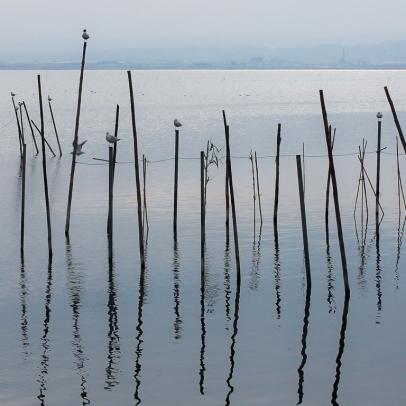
[
  {"x1": 172, "y1": 238, "x2": 182, "y2": 340},
  {"x1": 37, "y1": 261, "x2": 53, "y2": 405},
  {"x1": 331, "y1": 294, "x2": 350, "y2": 405},
  {"x1": 65, "y1": 239, "x2": 90, "y2": 405},
  {"x1": 104, "y1": 252, "x2": 121, "y2": 390},
  {"x1": 273, "y1": 227, "x2": 282, "y2": 319},
  {"x1": 19, "y1": 254, "x2": 30, "y2": 360},
  {"x1": 297, "y1": 284, "x2": 311, "y2": 405}
]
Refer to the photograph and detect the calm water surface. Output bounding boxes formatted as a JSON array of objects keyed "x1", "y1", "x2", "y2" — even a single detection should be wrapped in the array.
[{"x1": 0, "y1": 70, "x2": 405, "y2": 405}]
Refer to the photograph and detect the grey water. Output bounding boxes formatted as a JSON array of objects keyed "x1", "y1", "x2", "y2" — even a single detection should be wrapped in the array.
[{"x1": 0, "y1": 70, "x2": 405, "y2": 405}]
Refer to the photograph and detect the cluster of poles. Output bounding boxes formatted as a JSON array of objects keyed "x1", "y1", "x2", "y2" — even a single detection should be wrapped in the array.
[{"x1": 9, "y1": 31, "x2": 406, "y2": 405}]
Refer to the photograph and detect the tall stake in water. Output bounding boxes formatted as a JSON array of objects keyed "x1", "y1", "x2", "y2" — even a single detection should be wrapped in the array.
[
  {"x1": 38, "y1": 75, "x2": 53, "y2": 260},
  {"x1": 48, "y1": 96, "x2": 63, "y2": 157},
  {"x1": 375, "y1": 112, "x2": 383, "y2": 232},
  {"x1": 273, "y1": 124, "x2": 282, "y2": 227},
  {"x1": 65, "y1": 30, "x2": 89, "y2": 236},
  {"x1": 22, "y1": 102, "x2": 39, "y2": 155},
  {"x1": 173, "y1": 126, "x2": 180, "y2": 237},
  {"x1": 127, "y1": 70, "x2": 145, "y2": 270}
]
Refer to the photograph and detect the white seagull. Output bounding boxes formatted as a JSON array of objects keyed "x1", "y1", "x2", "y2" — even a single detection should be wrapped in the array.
[
  {"x1": 71, "y1": 139, "x2": 87, "y2": 155},
  {"x1": 174, "y1": 119, "x2": 182, "y2": 128},
  {"x1": 10, "y1": 92, "x2": 16, "y2": 97},
  {"x1": 82, "y1": 29, "x2": 90, "y2": 40},
  {"x1": 106, "y1": 132, "x2": 120, "y2": 144}
]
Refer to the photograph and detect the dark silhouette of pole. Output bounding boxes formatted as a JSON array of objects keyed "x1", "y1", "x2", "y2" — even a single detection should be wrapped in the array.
[
  {"x1": 108, "y1": 146, "x2": 114, "y2": 260},
  {"x1": 222, "y1": 110, "x2": 230, "y2": 239},
  {"x1": 200, "y1": 151, "x2": 205, "y2": 264},
  {"x1": 31, "y1": 119, "x2": 56, "y2": 157},
  {"x1": 22, "y1": 102, "x2": 39, "y2": 154},
  {"x1": 65, "y1": 39, "x2": 88, "y2": 236},
  {"x1": 225, "y1": 124, "x2": 241, "y2": 281},
  {"x1": 273, "y1": 124, "x2": 282, "y2": 227},
  {"x1": 20, "y1": 143, "x2": 27, "y2": 253},
  {"x1": 384, "y1": 86, "x2": 406, "y2": 154},
  {"x1": 375, "y1": 112, "x2": 383, "y2": 232},
  {"x1": 296, "y1": 155, "x2": 311, "y2": 285},
  {"x1": 38, "y1": 75, "x2": 53, "y2": 260},
  {"x1": 11, "y1": 96, "x2": 23, "y2": 157},
  {"x1": 320, "y1": 90, "x2": 350, "y2": 296},
  {"x1": 173, "y1": 128, "x2": 180, "y2": 236},
  {"x1": 127, "y1": 70, "x2": 145, "y2": 270},
  {"x1": 48, "y1": 99, "x2": 62, "y2": 157}
]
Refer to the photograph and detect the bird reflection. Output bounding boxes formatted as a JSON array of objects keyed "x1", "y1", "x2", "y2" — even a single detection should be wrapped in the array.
[
  {"x1": 249, "y1": 231, "x2": 262, "y2": 291},
  {"x1": 375, "y1": 233, "x2": 382, "y2": 324},
  {"x1": 172, "y1": 238, "x2": 182, "y2": 340},
  {"x1": 104, "y1": 252, "x2": 121, "y2": 390},
  {"x1": 134, "y1": 242, "x2": 149, "y2": 405},
  {"x1": 224, "y1": 239, "x2": 232, "y2": 327},
  {"x1": 394, "y1": 215, "x2": 406, "y2": 288},
  {"x1": 199, "y1": 254, "x2": 206, "y2": 395},
  {"x1": 297, "y1": 284, "x2": 311, "y2": 405},
  {"x1": 37, "y1": 261, "x2": 53, "y2": 405},
  {"x1": 225, "y1": 270, "x2": 241, "y2": 405},
  {"x1": 273, "y1": 228, "x2": 282, "y2": 319},
  {"x1": 325, "y1": 231, "x2": 336, "y2": 314},
  {"x1": 65, "y1": 239, "x2": 90, "y2": 405},
  {"x1": 331, "y1": 294, "x2": 350, "y2": 405},
  {"x1": 19, "y1": 255, "x2": 30, "y2": 360}
]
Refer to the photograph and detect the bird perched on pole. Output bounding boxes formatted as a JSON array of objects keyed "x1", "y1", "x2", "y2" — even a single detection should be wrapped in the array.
[
  {"x1": 174, "y1": 119, "x2": 182, "y2": 128},
  {"x1": 48, "y1": 95, "x2": 52, "y2": 102},
  {"x1": 82, "y1": 29, "x2": 90, "y2": 41},
  {"x1": 10, "y1": 92, "x2": 16, "y2": 98},
  {"x1": 106, "y1": 132, "x2": 120, "y2": 144}
]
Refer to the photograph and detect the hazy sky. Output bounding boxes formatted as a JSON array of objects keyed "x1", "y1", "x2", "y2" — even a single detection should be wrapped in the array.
[{"x1": 2, "y1": 0, "x2": 406, "y2": 54}]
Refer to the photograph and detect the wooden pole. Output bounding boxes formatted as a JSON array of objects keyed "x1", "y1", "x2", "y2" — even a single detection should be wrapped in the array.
[
  {"x1": 273, "y1": 124, "x2": 282, "y2": 227},
  {"x1": 320, "y1": 90, "x2": 350, "y2": 296},
  {"x1": 20, "y1": 143, "x2": 26, "y2": 253},
  {"x1": 302, "y1": 142, "x2": 306, "y2": 196},
  {"x1": 173, "y1": 128, "x2": 179, "y2": 236},
  {"x1": 31, "y1": 120, "x2": 56, "y2": 157},
  {"x1": 48, "y1": 100, "x2": 63, "y2": 157},
  {"x1": 19, "y1": 103, "x2": 25, "y2": 145},
  {"x1": 108, "y1": 146, "x2": 113, "y2": 260},
  {"x1": 325, "y1": 129, "x2": 336, "y2": 232},
  {"x1": 296, "y1": 155, "x2": 311, "y2": 286},
  {"x1": 375, "y1": 113, "x2": 382, "y2": 232},
  {"x1": 12, "y1": 97, "x2": 23, "y2": 157},
  {"x1": 127, "y1": 70, "x2": 145, "y2": 270},
  {"x1": 200, "y1": 151, "x2": 205, "y2": 264},
  {"x1": 222, "y1": 110, "x2": 230, "y2": 237},
  {"x1": 254, "y1": 151, "x2": 263, "y2": 227},
  {"x1": 38, "y1": 75, "x2": 53, "y2": 260},
  {"x1": 249, "y1": 150, "x2": 256, "y2": 232},
  {"x1": 22, "y1": 102, "x2": 39, "y2": 155},
  {"x1": 225, "y1": 124, "x2": 241, "y2": 280},
  {"x1": 65, "y1": 40, "x2": 88, "y2": 236},
  {"x1": 384, "y1": 86, "x2": 406, "y2": 154}
]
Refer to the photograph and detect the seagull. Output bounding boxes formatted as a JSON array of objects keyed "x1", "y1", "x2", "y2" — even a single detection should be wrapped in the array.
[
  {"x1": 174, "y1": 119, "x2": 182, "y2": 128},
  {"x1": 10, "y1": 92, "x2": 16, "y2": 97},
  {"x1": 71, "y1": 139, "x2": 87, "y2": 155},
  {"x1": 48, "y1": 95, "x2": 52, "y2": 102},
  {"x1": 106, "y1": 132, "x2": 120, "y2": 144},
  {"x1": 82, "y1": 29, "x2": 90, "y2": 40}
]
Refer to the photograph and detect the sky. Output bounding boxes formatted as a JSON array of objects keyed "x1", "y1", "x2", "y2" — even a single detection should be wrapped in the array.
[{"x1": 1, "y1": 0, "x2": 406, "y2": 55}]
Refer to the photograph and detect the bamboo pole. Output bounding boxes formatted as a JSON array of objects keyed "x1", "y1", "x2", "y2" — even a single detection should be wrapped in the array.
[
  {"x1": 19, "y1": 103, "x2": 25, "y2": 145},
  {"x1": 200, "y1": 151, "x2": 205, "y2": 265},
  {"x1": 375, "y1": 112, "x2": 383, "y2": 232},
  {"x1": 296, "y1": 155, "x2": 311, "y2": 285},
  {"x1": 20, "y1": 143, "x2": 26, "y2": 253},
  {"x1": 222, "y1": 110, "x2": 230, "y2": 237},
  {"x1": 173, "y1": 128, "x2": 179, "y2": 236},
  {"x1": 22, "y1": 102, "x2": 39, "y2": 154},
  {"x1": 31, "y1": 119, "x2": 56, "y2": 157},
  {"x1": 225, "y1": 124, "x2": 241, "y2": 280},
  {"x1": 38, "y1": 75, "x2": 53, "y2": 260},
  {"x1": 108, "y1": 146, "x2": 113, "y2": 260},
  {"x1": 11, "y1": 96, "x2": 23, "y2": 157},
  {"x1": 249, "y1": 150, "x2": 256, "y2": 232},
  {"x1": 127, "y1": 70, "x2": 145, "y2": 270},
  {"x1": 254, "y1": 151, "x2": 263, "y2": 227},
  {"x1": 48, "y1": 99, "x2": 63, "y2": 157},
  {"x1": 320, "y1": 90, "x2": 350, "y2": 296},
  {"x1": 65, "y1": 39, "x2": 88, "y2": 236},
  {"x1": 384, "y1": 86, "x2": 406, "y2": 154},
  {"x1": 273, "y1": 124, "x2": 282, "y2": 227},
  {"x1": 325, "y1": 129, "x2": 336, "y2": 232}
]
